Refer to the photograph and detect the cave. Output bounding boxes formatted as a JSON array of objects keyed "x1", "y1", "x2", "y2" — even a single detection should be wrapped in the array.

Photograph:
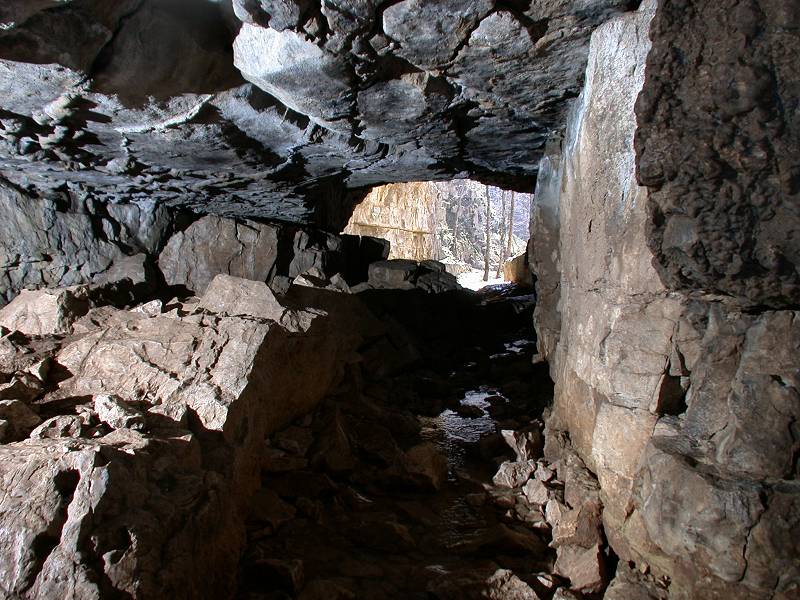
[{"x1": 0, "y1": 1, "x2": 797, "y2": 599}]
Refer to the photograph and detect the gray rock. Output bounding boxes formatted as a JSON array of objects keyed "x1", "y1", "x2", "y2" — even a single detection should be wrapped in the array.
[
  {"x1": 159, "y1": 215, "x2": 280, "y2": 295},
  {"x1": 0, "y1": 0, "x2": 631, "y2": 221}
]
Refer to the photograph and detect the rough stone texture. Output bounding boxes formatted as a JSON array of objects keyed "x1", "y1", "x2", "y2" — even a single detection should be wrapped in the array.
[
  {"x1": 158, "y1": 215, "x2": 281, "y2": 294},
  {"x1": 530, "y1": 2, "x2": 800, "y2": 598},
  {"x1": 361, "y1": 259, "x2": 460, "y2": 294},
  {"x1": 158, "y1": 214, "x2": 389, "y2": 295},
  {"x1": 0, "y1": 286, "x2": 89, "y2": 335},
  {"x1": 0, "y1": 0, "x2": 634, "y2": 223},
  {"x1": 0, "y1": 275, "x2": 385, "y2": 599},
  {"x1": 343, "y1": 182, "x2": 441, "y2": 261},
  {"x1": 0, "y1": 183, "x2": 172, "y2": 305},
  {"x1": 635, "y1": 0, "x2": 800, "y2": 309}
]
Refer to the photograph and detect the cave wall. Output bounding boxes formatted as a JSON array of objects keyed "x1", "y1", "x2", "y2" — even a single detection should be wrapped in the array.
[
  {"x1": 530, "y1": 1, "x2": 799, "y2": 597},
  {"x1": 0, "y1": 183, "x2": 173, "y2": 306}
]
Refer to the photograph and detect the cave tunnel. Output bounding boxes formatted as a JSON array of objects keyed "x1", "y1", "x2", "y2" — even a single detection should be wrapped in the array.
[{"x1": 0, "y1": 1, "x2": 797, "y2": 599}]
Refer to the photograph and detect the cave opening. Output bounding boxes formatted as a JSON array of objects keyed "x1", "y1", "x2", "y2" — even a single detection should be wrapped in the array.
[{"x1": 342, "y1": 180, "x2": 534, "y2": 291}]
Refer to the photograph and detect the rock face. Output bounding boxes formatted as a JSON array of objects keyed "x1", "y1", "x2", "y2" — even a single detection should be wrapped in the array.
[
  {"x1": 529, "y1": 2, "x2": 800, "y2": 598},
  {"x1": 0, "y1": 183, "x2": 172, "y2": 306},
  {"x1": 158, "y1": 214, "x2": 389, "y2": 295},
  {"x1": 0, "y1": 0, "x2": 634, "y2": 222},
  {"x1": 0, "y1": 275, "x2": 385, "y2": 599},
  {"x1": 343, "y1": 182, "x2": 441, "y2": 262},
  {"x1": 635, "y1": 0, "x2": 800, "y2": 309}
]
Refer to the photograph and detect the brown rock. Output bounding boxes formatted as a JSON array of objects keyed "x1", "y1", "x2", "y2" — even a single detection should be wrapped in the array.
[
  {"x1": 30, "y1": 415, "x2": 84, "y2": 439},
  {"x1": 493, "y1": 460, "x2": 536, "y2": 488},
  {"x1": 501, "y1": 427, "x2": 544, "y2": 462},
  {"x1": 522, "y1": 479, "x2": 550, "y2": 505},
  {"x1": 554, "y1": 544, "x2": 606, "y2": 594},
  {"x1": 400, "y1": 442, "x2": 449, "y2": 491},
  {"x1": 0, "y1": 287, "x2": 90, "y2": 336},
  {"x1": 94, "y1": 394, "x2": 145, "y2": 431}
]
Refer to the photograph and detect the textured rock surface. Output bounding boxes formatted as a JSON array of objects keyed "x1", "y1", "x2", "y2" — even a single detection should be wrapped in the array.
[
  {"x1": 158, "y1": 214, "x2": 389, "y2": 295},
  {"x1": 0, "y1": 275, "x2": 384, "y2": 599},
  {"x1": 0, "y1": 182, "x2": 172, "y2": 305},
  {"x1": 343, "y1": 182, "x2": 441, "y2": 261},
  {"x1": 0, "y1": 0, "x2": 634, "y2": 223},
  {"x1": 635, "y1": 0, "x2": 800, "y2": 308},
  {"x1": 530, "y1": 2, "x2": 800, "y2": 598}
]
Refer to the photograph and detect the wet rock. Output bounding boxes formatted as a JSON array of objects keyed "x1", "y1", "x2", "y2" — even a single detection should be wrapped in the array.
[
  {"x1": 94, "y1": 394, "x2": 146, "y2": 431},
  {"x1": 501, "y1": 427, "x2": 543, "y2": 462},
  {"x1": 0, "y1": 286, "x2": 89, "y2": 335},
  {"x1": 492, "y1": 460, "x2": 536, "y2": 489},
  {"x1": 29, "y1": 415, "x2": 84, "y2": 439},
  {"x1": 554, "y1": 544, "x2": 606, "y2": 594},
  {"x1": 456, "y1": 403, "x2": 485, "y2": 418},
  {"x1": 397, "y1": 442, "x2": 449, "y2": 491}
]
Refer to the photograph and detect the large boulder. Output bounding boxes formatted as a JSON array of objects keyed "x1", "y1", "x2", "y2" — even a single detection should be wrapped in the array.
[
  {"x1": 0, "y1": 286, "x2": 89, "y2": 336},
  {"x1": 0, "y1": 275, "x2": 383, "y2": 599}
]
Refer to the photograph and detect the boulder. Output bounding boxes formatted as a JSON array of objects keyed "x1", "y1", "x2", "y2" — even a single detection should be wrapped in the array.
[
  {"x1": 0, "y1": 275, "x2": 380, "y2": 598},
  {"x1": 522, "y1": 479, "x2": 550, "y2": 506},
  {"x1": 492, "y1": 460, "x2": 536, "y2": 489},
  {"x1": 29, "y1": 415, "x2": 85, "y2": 439},
  {"x1": 158, "y1": 215, "x2": 281, "y2": 295},
  {"x1": 0, "y1": 286, "x2": 90, "y2": 335},
  {"x1": 400, "y1": 442, "x2": 449, "y2": 491},
  {"x1": 427, "y1": 566, "x2": 542, "y2": 600},
  {"x1": 365, "y1": 260, "x2": 460, "y2": 293},
  {"x1": 554, "y1": 544, "x2": 606, "y2": 594},
  {"x1": 94, "y1": 394, "x2": 146, "y2": 431},
  {"x1": 501, "y1": 427, "x2": 543, "y2": 462}
]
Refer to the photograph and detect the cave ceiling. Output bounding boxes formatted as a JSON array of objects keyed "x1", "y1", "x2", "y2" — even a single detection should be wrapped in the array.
[{"x1": 0, "y1": 0, "x2": 633, "y2": 224}]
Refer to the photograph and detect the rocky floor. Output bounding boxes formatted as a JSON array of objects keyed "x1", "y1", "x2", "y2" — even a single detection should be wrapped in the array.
[
  {"x1": 0, "y1": 277, "x2": 671, "y2": 599},
  {"x1": 235, "y1": 286, "x2": 665, "y2": 600}
]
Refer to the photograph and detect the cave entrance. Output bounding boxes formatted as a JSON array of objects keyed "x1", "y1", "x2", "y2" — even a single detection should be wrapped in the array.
[{"x1": 342, "y1": 180, "x2": 533, "y2": 291}]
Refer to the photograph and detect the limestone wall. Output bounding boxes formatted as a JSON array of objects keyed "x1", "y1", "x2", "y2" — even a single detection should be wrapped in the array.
[
  {"x1": 530, "y1": 2, "x2": 799, "y2": 597},
  {"x1": 343, "y1": 182, "x2": 441, "y2": 261}
]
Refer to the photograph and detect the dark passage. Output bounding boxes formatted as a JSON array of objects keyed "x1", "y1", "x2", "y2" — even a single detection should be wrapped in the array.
[{"x1": 237, "y1": 285, "x2": 563, "y2": 599}]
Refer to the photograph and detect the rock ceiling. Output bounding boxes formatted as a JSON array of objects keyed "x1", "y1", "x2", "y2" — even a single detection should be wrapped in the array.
[{"x1": 0, "y1": 0, "x2": 634, "y2": 224}]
